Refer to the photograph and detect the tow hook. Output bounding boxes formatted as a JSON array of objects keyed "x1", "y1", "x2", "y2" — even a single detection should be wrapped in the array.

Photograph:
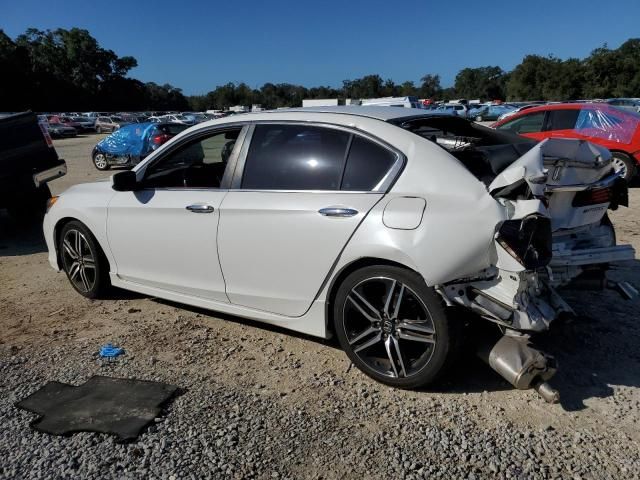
[{"x1": 477, "y1": 335, "x2": 560, "y2": 403}]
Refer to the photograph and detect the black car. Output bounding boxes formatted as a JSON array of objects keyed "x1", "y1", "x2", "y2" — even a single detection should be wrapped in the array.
[{"x1": 0, "y1": 112, "x2": 67, "y2": 218}]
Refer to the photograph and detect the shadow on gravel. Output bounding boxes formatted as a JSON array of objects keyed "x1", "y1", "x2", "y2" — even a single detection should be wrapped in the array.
[
  {"x1": 152, "y1": 297, "x2": 513, "y2": 395},
  {"x1": 542, "y1": 262, "x2": 640, "y2": 411},
  {"x1": 101, "y1": 260, "x2": 640, "y2": 408},
  {"x1": 0, "y1": 210, "x2": 47, "y2": 257},
  {"x1": 151, "y1": 297, "x2": 337, "y2": 348}
]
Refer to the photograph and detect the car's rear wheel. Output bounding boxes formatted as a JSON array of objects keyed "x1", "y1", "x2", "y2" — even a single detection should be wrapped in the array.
[
  {"x1": 333, "y1": 265, "x2": 459, "y2": 389},
  {"x1": 59, "y1": 221, "x2": 110, "y2": 298},
  {"x1": 475, "y1": 115, "x2": 483, "y2": 122},
  {"x1": 92, "y1": 151, "x2": 110, "y2": 170},
  {"x1": 95, "y1": 126, "x2": 102, "y2": 134},
  {"x1": 611, "y1": 152, "x2": 636, "y2": 182}
]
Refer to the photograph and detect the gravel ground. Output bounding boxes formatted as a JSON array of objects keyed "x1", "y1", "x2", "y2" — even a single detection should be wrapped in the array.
[{"x1": 1, "y1": 134, "x2": 640, "y2": 479}]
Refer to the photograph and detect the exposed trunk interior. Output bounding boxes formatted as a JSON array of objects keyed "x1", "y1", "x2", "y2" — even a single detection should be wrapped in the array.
[{"x1": 391, "y1": 115, "x2": 536, "y2": 185}]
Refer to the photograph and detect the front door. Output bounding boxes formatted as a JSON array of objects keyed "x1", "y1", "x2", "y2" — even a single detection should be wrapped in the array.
[
  {"x1": 218, "y1": 123, "x2": 401, "y2": 317},
  {"x1": 107, "y1": 127, "x2": 243, "y2": 302}
]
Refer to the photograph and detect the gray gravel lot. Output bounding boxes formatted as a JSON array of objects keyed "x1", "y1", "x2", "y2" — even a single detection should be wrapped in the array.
[{"x1": 1, "y1": 133, "x2": 639, "y2": 479}]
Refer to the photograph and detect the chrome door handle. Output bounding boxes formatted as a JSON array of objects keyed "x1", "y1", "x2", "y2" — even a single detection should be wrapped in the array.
[
  {"x1": 318, "y1": 207, "x2": 359, "y2": 217},
  {"x1": 186, "y1": 204, "x2": 214, "y2": 213}
]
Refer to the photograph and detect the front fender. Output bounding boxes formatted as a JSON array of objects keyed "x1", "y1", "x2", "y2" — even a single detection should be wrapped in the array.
[{"x1": 43, "y1": 182, "x2": 116, "y2": 273}]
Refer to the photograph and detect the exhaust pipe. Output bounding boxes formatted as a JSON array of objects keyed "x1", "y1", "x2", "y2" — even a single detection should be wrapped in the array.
[{"x1": 478, "y1": 335, "x2": 559, "y2": 403}]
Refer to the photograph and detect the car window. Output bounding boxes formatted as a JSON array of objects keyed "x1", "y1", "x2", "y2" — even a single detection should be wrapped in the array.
[
  {"x1": 242, "y1": 124, "x2": 350, "y2": 190},
  {"x1": 575, "y1": 108, "x2": 637, "y2": 144},
  {"x1": 341, "y1": 136, "x2": 397, "y2": 191},
  {"x1": 546, "y1": 109, "x2": 579, "y2": 131},
  {"x1": 497, "y1": 112, "x2": 546, "y2": 134},
  {"x1": 143, "y1": 128, "x2": 241, "y2": 189}
]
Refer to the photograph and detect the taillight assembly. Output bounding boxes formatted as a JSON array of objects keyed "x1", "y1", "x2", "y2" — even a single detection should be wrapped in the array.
[
  {"x1": 497, "y1": 215, "x2": 552, "y2": 269},
  {"x1": 151, "y1": 133, "x2": 171, "y2": 145},
  {"x1": 38, "y1": 123, "x2": 53, "y2": 148},
  {"x1": 572, "y1": 187, "x2": 611, "y2": 207}
]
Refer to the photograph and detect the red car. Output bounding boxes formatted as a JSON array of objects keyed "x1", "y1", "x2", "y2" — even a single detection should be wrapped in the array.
[{"x1": 492, "y1": 103, "x2": 640, "y2": 181}]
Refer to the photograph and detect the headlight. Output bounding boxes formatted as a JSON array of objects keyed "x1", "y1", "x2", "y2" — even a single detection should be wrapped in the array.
[{"x1": 497, "y1": 214, "x2": 552, "y2": 269}]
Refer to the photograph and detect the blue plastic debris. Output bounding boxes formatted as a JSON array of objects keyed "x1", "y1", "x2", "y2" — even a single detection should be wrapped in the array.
[{"x1": 99, "y1": 344, "x2": 124, "y2": 359}]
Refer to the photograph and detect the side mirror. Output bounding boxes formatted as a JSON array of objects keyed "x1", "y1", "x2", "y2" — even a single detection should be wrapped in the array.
[{"x1": 112, "y1": 171, "x2": 139, "y2": 191}]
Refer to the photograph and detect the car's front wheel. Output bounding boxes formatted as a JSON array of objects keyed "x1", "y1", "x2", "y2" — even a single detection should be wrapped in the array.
[
  {"x1": 333, "y1": 265, "x2": 459, "y2": 389},
  {"x1": 92, "y1": 150, "x2": 110, "y2": 170},
  {"x1": 59, "y1": 221, "x2": 110, "y2": 298},
  {"x1": 475, "y1": 115, "x2": 483, "y2": 122}
]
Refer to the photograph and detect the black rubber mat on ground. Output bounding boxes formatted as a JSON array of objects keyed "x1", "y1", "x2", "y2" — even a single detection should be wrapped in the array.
[{"x1": 16, "y1": 376, "x2": 178, "y2": 441}]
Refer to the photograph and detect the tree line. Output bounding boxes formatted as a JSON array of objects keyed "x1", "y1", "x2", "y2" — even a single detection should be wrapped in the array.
[
  {"x1": 0, "y1": 28, "x2": 191, "y2": 112},
  {"x1": 1, "y1": 27, "x2": 639, "y2": 113}
]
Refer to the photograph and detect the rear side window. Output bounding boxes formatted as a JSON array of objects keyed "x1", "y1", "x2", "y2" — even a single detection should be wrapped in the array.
[
  {"x1": 242, "y1": 125, "x2": 349, "y2": 190},
  {"x1": 546, "y1": 109, "x2": 579, "y2": 131},
  {"x1": 341, "y1": 136, "x2": 397, "y2": 191}
]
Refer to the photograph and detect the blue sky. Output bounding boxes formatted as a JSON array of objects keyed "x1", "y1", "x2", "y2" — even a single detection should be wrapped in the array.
[{"x1": 3, "y1": 0, "x2": 640, "y2": 95}]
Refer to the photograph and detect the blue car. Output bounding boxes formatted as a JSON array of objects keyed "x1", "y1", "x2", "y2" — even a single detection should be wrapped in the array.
[{"x1": 91, "y1": 122, "x2": 187, "y2": 170}]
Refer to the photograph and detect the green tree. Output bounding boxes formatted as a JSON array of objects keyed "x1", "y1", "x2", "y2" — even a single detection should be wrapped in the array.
[
  {"x1": 419, "y1": 74, "x2": 442, "y2": 98},
  {"x1": 455, "y1": 66, "x2": 506, "y2": 100}
]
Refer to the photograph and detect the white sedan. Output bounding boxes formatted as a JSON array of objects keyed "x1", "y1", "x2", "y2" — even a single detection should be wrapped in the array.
[{"x1": 43, "y1": 107, "x2": 635, "y2": 401}]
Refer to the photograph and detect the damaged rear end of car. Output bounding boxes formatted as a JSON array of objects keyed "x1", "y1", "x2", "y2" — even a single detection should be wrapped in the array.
[{"x1": 396, "y1": 116, "x2": 636, "y2": 402}]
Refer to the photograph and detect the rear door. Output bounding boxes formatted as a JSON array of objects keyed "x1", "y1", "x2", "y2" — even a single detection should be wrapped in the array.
[
  {"x1": 543, "y1": 108, "x2": 581, "y2": 139},
  {"x1": 217, "y1": 123, "x2": 402, "y2": 317}
]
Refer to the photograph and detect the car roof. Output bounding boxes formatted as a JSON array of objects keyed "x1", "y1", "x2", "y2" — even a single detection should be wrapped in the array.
[
  {"x1": 271, "y1": 105, "x2": 429, "y2": 121},
  {"x1": 494, "y1": 102, "x2": 602, "y2": 124}
]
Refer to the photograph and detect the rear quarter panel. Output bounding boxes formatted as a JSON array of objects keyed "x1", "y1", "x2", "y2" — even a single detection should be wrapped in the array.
[{"x1": 329, "y1": 129, "x2": 505, "y2": 287}]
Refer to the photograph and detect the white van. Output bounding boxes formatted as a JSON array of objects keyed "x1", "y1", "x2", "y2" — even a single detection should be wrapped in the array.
[{"x1": 360, "y1": 96, "x2": 423, "y2": 109}]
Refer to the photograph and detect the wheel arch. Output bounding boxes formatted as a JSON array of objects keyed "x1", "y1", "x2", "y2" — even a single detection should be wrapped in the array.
[
  {"x1": 53, "y1": 217, "x2": 111, "y2": 272},
  {"x1": 324, "y1": 256, "x2": 423, "y2": 335}
]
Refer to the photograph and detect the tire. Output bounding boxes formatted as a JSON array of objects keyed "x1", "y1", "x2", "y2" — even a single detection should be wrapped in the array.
[
  {"x1": 95, "y1": 126, "x2": 102, "y2": 134},
  {"x1": 611, "y1": 152, "x2": 636, "y2": 182},
  {"x1": 92, "y1": 150, "x2": 110, "y2": 171},
  {"x1": 58, "y1": 220, "x2": 111, "y2": 299},
  {"x1": 333, "y1": 265, "x2": 460, "y2": 389},
  {"x1": 475, "y1": 115, "x2": 483, "y2": 122}
]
